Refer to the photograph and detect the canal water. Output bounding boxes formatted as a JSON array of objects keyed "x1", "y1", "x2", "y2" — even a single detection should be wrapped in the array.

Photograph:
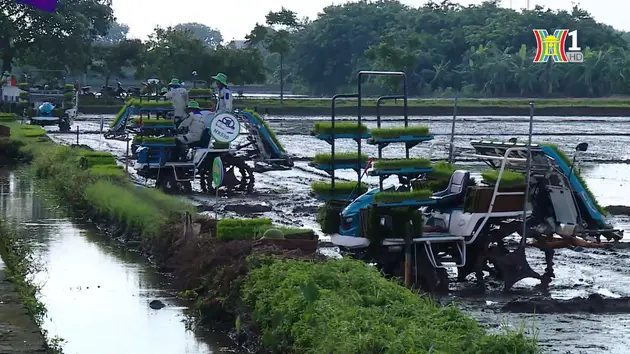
[{"x1": 0, "y1": 169, "x2": 238, "y2": 354}]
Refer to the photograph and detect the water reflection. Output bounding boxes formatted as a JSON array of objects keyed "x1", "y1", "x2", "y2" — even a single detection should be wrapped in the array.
[{"x1": 0, "y1": 169, "x2": 235, "y2": 354}]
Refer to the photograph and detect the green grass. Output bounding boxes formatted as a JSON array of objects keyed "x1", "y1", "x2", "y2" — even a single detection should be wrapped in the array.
[
  {"x1": 312, "y1": 121, "x2": 368, "y2": 135},
  {"x1": 541, "y1": 143, "x2": 606, "y2": 215},
  {"x1": 374, "y1": 189, "x2": 433, "y2": 203},
  {"x1": 370, "y1": 125, "x2": 430, "y2": 138},
  {"x1": 216, "y1": 218, "x2": 273, "y2": 241},
  {"x1": 242, "y1": 257, "x2": 539, "y2": 353},
  {"x1": 0, "y1": 113, "x2": 17, "y2": 122},
  {"x1": 243, "y1": 109, "x2": 285, "y2": 152},
  {"x1": 481, "y1": 170, "x2": 526, "y2": 187},
  {"x1": 85, "y1": 181, "x2": 167, "y2": 238},
  {"x1": 373, "y1": 158, "x2": 431, "y2": 170},
  {"x1": 17, "y1": 141, "x2": 195, "y2": 240},
  {"x1": 88, "y1": 165, "x2": 126, "y2": 179},
  {"x1": 311, "y1": 181, "x2": 368, "y2": 195},
  {"x1": 312, "y1": 152, "x2": 368, "y2": 165},
  {"x1": 20, "y1": 126, "x2": 46, "y2": 138},
  {"x1": 75, "y1": 150, "x2": 116, "y2": 167}
]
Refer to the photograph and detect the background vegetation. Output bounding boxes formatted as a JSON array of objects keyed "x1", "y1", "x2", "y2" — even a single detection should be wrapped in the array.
[{"x1": 2, "y1": 0, "x2": 629, "y2": 98}]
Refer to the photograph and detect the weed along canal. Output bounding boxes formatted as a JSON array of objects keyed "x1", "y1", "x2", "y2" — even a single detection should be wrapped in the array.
[{"x1": 0, "y1": 169, "x2": 238, "y2": 354}]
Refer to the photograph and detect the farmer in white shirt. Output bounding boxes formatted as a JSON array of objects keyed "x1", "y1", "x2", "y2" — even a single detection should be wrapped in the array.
[
  {"x1": 212, "y1": 73, "x2": 232, "y2": 113},
  {"x1": 164, "y1": 78, "x2": 189, "y2": 123},
  {"x1": 174, "y1": 101, "x2": 207, "y2": 160}
]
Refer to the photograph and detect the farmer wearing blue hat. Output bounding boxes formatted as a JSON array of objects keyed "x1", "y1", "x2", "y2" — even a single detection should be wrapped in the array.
[
  {"x1": 164, "y1": 78, "x2": 189, "y2": 123},
  {"x1": 212, "y1": 73, "x2": 232, "y2": 113}
]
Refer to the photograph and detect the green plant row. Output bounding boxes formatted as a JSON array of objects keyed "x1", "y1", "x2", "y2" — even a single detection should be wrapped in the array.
[
  {"x1": 312, "y1": 121, "x2": 368, "y2": 134},
  {"x1": 374, "y1": 189, "x2": 433, "y2": 203},
  {"x1": 313, "y1": 152, "x2": 368, "y2": 165},
  {"x1": 133, "y1": 136, "x2": 176, "y2": 144},
  {"x1": 373, "y1": 158, "x2": 431, "y2": 170},
  {"x1": 217, "y1": 218, "x2": 314, "y2": 241},
  {"x1": 0, "y1": 113, "x2": 17, "y2": 123},
  {"x1": 311, "y1": 181, "x2": 368, "y2": 196},
  {"x1": 311, "y1": 122, "x2": 430, "y2": 138},
  {"x1": 19, "y1": 125, "x2": 46, "y2": 138},
  {"x1": 242, "y1": 257, "x2": 539, "y2": 353},
  {"x1": 481, "y1": 169, "x2": 526, "y2": 187},
  {"x1": 541, "y1": 143, "x2": 606, "y2": 215},
  {"x1": 188, "y1": 88, "x2": 213, "y2": 96},
  {"x1": 126, "y1": 98, "x2": 215, "y2": 109},
  {"x1": 217, "y1": 218, "x2": 272, "y2": 241},
  {"x1": 88, "y1": 165, "x2": 126, "y2": 179},
  {"x1": 244, "y1": 109, "x2": 285, "y2": 152},
  {"x1": 131, "y1": 118, "x2": 175, "y2": 126},
  {"x1": 370, "y1": 125, "x2": 430, "y2": 138}
]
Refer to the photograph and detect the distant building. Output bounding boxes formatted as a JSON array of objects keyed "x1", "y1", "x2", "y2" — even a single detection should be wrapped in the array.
[{"x1": 228, "y1": 40, "x2": 247, "y2": 49}]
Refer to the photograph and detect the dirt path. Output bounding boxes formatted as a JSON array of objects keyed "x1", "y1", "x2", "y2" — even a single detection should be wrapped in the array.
[{"x1": 0, "y1": 265, "x2": 47, "y2": 353}]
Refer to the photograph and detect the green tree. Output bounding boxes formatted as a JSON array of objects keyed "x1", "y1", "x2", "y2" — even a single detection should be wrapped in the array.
[
  {"x1": 0, "y1": 0, "x2": 114, "y2": 72},
  {"x1": 246, "y1": 7, "x2": 300, "y2": 103},
  {"x1": 174, "y1": 22, "x2": 223, "y2": 48},
  {"x1": 139, "y1": 26, "x2": 265, "y2": 86},
  {"x1": 91, "y1": 39, "x2": 145, "y2": 87},
  {"x1": 96, "y1": 21, "x2": 130, "y2": 44}
]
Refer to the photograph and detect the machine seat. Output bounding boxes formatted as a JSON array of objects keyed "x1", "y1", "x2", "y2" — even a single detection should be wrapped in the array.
[
  {"x1": 431, "y1": 170, "x2": 470, "y2": 207},
  {"x1": 188, "y1": 128, "x2": 211, "y2": 148}
]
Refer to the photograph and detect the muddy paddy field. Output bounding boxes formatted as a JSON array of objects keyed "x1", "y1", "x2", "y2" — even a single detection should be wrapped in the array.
[{"x1": 39, "y1": 114, "x2": 630, "y2": 353}]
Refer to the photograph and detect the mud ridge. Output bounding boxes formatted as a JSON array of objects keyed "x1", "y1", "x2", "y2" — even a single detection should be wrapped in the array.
[
  {"x1": 503, "y1": 293, "x2": 630, "y2": 314},
  {"x1": 605, "y1": 205, "x2": 630, "y2": 216}
]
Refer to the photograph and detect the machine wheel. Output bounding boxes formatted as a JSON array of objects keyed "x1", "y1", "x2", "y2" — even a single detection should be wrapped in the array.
[
  {"x1": 156, "y1": 173, "x2": 192, "y2": 194},
  {"x1": 413, "y1": 245, "x2": 449, "y2": 293},
  {"x1": 59, "y1": 119, "x2": 71, "y2": 132},
  {"x1": 156, "y1": 171, "x2": 178, "y2": 194},
  {"x1": 201, "y1": 155, "x2": 255, "y2": 194}
]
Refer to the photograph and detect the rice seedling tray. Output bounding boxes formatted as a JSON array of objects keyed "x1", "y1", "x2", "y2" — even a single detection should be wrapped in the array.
[
  {"x1": 373, "y1": 190, "x2": 435, "y2": 207},
  {"x1": 311, "y1": 181, "x2": 368, "y2": 199},
  {"x1": 481, "y1": 169, "x2": 526, "y2": 187},
  {"x1": 370, "y1": 158, "x2": 433, "y2": 176},
  {"x1": 368, "y1": 126, "x2": 432, "y2": 145},
  {"x1": 312, "y1": 122, "x2": 369, "y2": 140}
]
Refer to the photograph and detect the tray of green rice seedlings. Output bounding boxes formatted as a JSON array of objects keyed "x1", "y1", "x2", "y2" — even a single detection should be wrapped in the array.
[
  {"x1": 373, "y1": 189, "x2": 433, "y2": 204},
  {"x1": 216, "y1": 218, "x2": 272, "y2": 241},
  {"x1": 481, "y1": 169, "x2": 526, "y2": 187}
]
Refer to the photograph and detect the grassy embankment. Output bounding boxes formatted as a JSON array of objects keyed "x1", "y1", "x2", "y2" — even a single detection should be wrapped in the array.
[
  {"x1": 0, "y1": 220, "x2": 64, "y2": 352},
  {"x1": 3, "y1": 117, "x2": 539, "y2": 353}
]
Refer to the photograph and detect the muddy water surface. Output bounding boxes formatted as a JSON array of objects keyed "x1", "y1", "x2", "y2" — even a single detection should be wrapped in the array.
[
  {"x1": 0, "y1": 170, "x2": 237, "y2": 354},
  {"x1": 48, "y1": 114, "x2": 630, "y2": 353}
]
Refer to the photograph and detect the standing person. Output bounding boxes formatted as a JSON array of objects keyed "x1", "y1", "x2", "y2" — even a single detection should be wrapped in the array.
[
  {"x1": 211, "y1": 73, "x2": 232, "y2": 113},
  {"x1": 164, "y1": 78, "x2": 189, "y2": 123}
]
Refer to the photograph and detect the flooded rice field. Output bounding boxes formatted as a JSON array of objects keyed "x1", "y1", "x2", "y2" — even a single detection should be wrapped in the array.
[
  {"x1": 0, "y1": 171, "x2": 239, "y2": 354},
  {"x1": 44, "y1": 114, "x2": 630, "y2": 353}
]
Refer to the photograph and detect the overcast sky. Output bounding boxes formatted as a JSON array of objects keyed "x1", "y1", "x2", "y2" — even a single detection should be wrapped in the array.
[{"x1": 112, "y1": 0, "x2": 623, "y2": 42}]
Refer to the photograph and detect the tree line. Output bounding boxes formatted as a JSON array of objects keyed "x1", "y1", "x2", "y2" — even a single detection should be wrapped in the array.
[
  {"x1": 1, "y1": 0, "x2": 629, "y2": 97},
  {"x1": 278, "y1": 0, "x2": 630, "y2": 97}
]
